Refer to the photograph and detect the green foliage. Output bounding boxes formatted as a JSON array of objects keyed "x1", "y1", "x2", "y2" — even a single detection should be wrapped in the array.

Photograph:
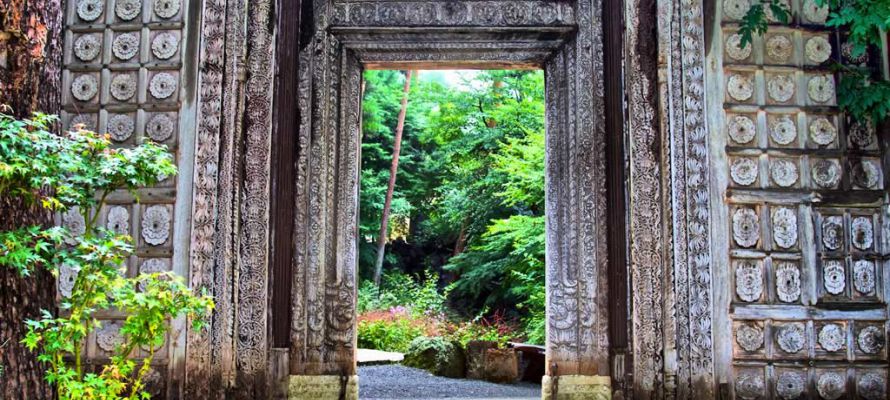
[
  {"x1": 357, "y1": 270, "x2": 450, "y2": 316},
  {"x1": 402, "y1": 336, "x2": 465, "y2": 378},
  {"x1": 0, "y1": 113, "x2": 213, "y2": 399},
  {"x1": 739, "y1": 0, "x2": 890, "y2": 123},
  {"x1": 357, "y1": 311, "x2": 429, "y2": 353}
]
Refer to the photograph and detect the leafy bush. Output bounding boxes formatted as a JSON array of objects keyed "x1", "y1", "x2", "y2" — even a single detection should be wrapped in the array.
[
  {"x1": 447, "y1": 310, "x2": 518, "y2": 349},
  {"x1": 357, "y1": 307, "x2": 438, "y2": 353},
  {"x1": 358, "y1": 270, "x2": 450, "y2": 316},
  {"x1": 0, "y1": 113, "x2": 213, "y2": 399},
  {"x1": 403, "y1": 336, "x2": 465, "y2": 378}
]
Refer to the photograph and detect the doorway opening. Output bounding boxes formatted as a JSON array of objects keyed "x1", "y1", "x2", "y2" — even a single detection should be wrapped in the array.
[{"x1": 356, "y1": 69, "x2": 546, "y2": 399}]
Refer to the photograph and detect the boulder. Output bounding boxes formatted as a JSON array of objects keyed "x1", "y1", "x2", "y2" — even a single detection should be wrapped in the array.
[
  {"x1": 403, "y1": 336, "x2": 466, "y2": 378},
  {"x1": 483, "y1": 348, "x2": 519, "y2": 383},
  {"x1": 465, "y1": 340, "x2": 497, "y2": 379}
]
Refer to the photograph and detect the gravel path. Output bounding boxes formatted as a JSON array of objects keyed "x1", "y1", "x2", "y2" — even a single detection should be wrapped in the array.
[{"x1": 358, "y1": 365, "x2": 540, "y2": 400}]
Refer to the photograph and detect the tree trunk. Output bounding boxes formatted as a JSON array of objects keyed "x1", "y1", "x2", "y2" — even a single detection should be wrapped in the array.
[
  {"x1": 373, "y1": 70, "x2": 413, "y2": 286},
  {"x1": 0, "y1": 0, "x2": 63, "y2": 397}
]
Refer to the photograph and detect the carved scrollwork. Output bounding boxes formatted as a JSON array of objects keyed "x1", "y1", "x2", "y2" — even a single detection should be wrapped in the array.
[
  {"x1": 333, "y1": 1, "x2": 571, "y2": 27},
  {"x1": 74, "y1": 34, "x2": 102, "y2": 62},
  {"x1": 728, "y1": 115, "x2": 756, "y2": 144},
  {"x1": 735, "y1": 260, "x2": 763, "y2": 302},
  {"x1": 775, "y1": 262, "x2": 801, "y2": 303},
  {"x1": 803, "y1": 0, "x2": 829, "y2": 23},
  {"x1": 766, "y1": 35, "x2": 793, "y2": 63},
  {"x1": 851, "y1": 217, "x2": 874, "y2": 251},
  {"x1": 809, "y1": 116, "x2": 837, "y2": 145},
  {"x1": 821, "y1": 216, "x2": 844, "y2": 251},
  {"x1": 115, "y1": 0, "x2": 141, "y2": 20},
  {"x1": 818, "y1": 324, "x2": 845, "y2": 352},
  {"x1": 857, "y1": 326, "x2": 885, "y2": 354},
  {"x1": 766, "y1": 75, "x2": 795, "y2": 103},
  {"x1": 153, "y1": 0, "x2": 180, "y2": 19},
  {"x1": 816, "y1": 372, "x2": 845, "y2": 400},
  {"x1": 770, "y1": 158, "x2": 799, "y2": 187},
  {"x1": 733, "y1": 207, "x2": 760, "y2": 248},
  {"x1": 769, "y1": 116, "x2": 797, "y2": 145},
  {"x1": 808, "y1": 75, "x2": 835, "y2": 103},
  {"x1": 110, "y1": 74, "x2": 137, "y2": 101},
  {"x1": 812, "y1": 159, "x2": 841, "y2": 189},
  {"x1": 152, "y1": 32, "x2": 179, "y2": 60},
  {"x1": 728, "y1": 73, "x2": 754, "y2": 102},
  {"x1": 108, "y1": 114, "x2": 135, "y2": 142},
  {"x1": 730, "y1": 158, "x2": 758, "y2": 186},
  {"x1": 776, "y1": 323, "x2": 806, "y2": 354},
  {"x1": 71, "y1": 75, "x2": 99, "y2": 101},
  {"x1": 149, "y1": 72, "x2": 178, "y2": 100},
  {"x1": 735, "y1": 370, "x2": 765, "y2": 400},
  {"x1": 823, "y1": 260, "x2": 846, "y2": 295},
  {"x1": 736, "y1": 324, "x2": 764, "y2": 352},
  {"x1": 724, "y1": 0, "x2": 752, "y2": 21},
  {"x1": 112, "y1": 33, "x2": 140, "y2": 61},
  {"x1": 96, "y1": 322, "x2": 125, "y2": 352},
  {"x1": 806, "y1": 36, "x2": 832, "y2": 63},
  {"x1": 853, "y1": 260, "x2": 876, "y2": 295},
  {"x1": 776, "y1": 371, "x2": 806, "y2": 400},
  {"x1": 106, "y1": 206, "x2": 130, "y2": 235},
  {"x1": 77, "y1": 0, "x2": 104, "y2": 21},
  {"x1": 772, "y1": 207, "x2": 798, "y2": 249},
  {"x1": 851, "y1": 160, "x2": 881, "y2": 190},
  {"x1": 726, "y1": 33, "x2": 752, "y2": 61},
  {"x1": 857, "y1": 373, "x2": 886, "y2": 400},
  {"x1": 141, "y1": 205, "x2": 171, "y2": 246}
]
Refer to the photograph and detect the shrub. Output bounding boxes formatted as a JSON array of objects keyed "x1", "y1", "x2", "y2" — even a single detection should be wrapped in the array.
[
  {"x1": 0, "y1": 113, "x2": 213, "y2": 399},
  {"x1": 402, "y1": 336, "x2": 465, "y2": 378},
  {"x1": 357, "y1": 270, "x2": 450, "y2": 316},
  {"x1": 357, "y1": 307, "x2": 438, "y2": 353}
]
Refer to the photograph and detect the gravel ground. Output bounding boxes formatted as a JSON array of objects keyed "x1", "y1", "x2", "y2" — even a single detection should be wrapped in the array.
[{"x1": 358, "y1": 365, "x2": 540, "y2": 400}]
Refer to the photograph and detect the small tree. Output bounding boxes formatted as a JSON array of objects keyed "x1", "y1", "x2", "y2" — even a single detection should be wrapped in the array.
[{"x1": 0, "y1": 113, "x2": 213, "y2": 399}]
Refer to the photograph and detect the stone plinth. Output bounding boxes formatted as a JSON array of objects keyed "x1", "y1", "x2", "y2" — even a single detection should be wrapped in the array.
[
  {"x1": 541, "y1": 375, "x2": 611, "y2": 400},
  {"x1": 288, "y1": 375, "x2": 358, "y2": 400}
]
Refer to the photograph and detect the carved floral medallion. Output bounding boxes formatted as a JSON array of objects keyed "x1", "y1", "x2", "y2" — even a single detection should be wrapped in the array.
[
  {"x1": 857, "y1": 373, "x2": 886, "y2": 400},
  {"x1": 74, "y1": 34, "x2": 102, "y2": 62},
  {"x1": 818, "y1": 324, "x2": 845, "y2": 352},
  {"x1": 106, "y1": 206, "x2": 130, "y2": 235},
  {"x1": 848, "y1": 120, "x2": 875, "y2": 149},
  {"x1": 776, "y1": 371, "x2": 805, "y2": 400},
  {"x1": 115, "y1": 0, "x2": 141, "y2": 20},
  {"x1": 769, "y1": 116, "x2": 797, "y2": 145},
  {"x1": 735, "y1": 260, "x2": 763, "y2": 302},
  {"x1": 775, "y1": 262, "x2": 801, "y2": 303},
  {"x1": 146, "y1": 114, "x2": 175, "y2": 141},
  {"x1": 857, "y1": 326, "x2": 884, "y2": 354},
  {"x1": 823, "y1": 260, "x2": 846, "y2": 295},
  {"x1": 735, "y1": 371, "x2": 765, "y2": 400},
  {"x1": 768, "y1": 74, "x2": 795, "y2": 102},
  {"x1": 62, "y1": 207, "x2": 86, "y2": 244},
  {"x1": 772, "y1": 207, "x2": 798, "y2": 249},
  {"x1": 149, "y1": 73, "x2": 178, "y2": 99},
  {"x1": 97, "y1": 322, "x2": 125, "y2": 352},
  {"x1": 851, "y1": 217, "x2": 873, "y2": 251},
  {"x1": 767, "y1": 35, "x2": 794, "y2": 63},
  {"x1": 852, "y1": 160, "x2": 881, "y2": 190},
  {"x1": 728, "y1": 74, "x2": 754, "y2": 102},
  {"x1": 803, "y1": 0, "x2": 829, "y2": 23},
  {"x1": 77, "y1": 0, "x2": 104, "y2": 21},
  {"x1": 842, "y1": 42, "x2": 869, "y2": 64},
  {"x1": 816, "y1": 372, "x2": 845, "y2": 400},
  {"x1": 776, "y1": 323, "x2": 806, "y2": 354},
  {"x1": 139, "y1": 258, "x2": 170, "y2": 290},
  {"x1": 770, "y1": 159, "x2": 799, "y2": 187},
  {"x1": 728, "y1": 115, "x2": 756, "y2": 144},
  {"x1": 808, "y1": 116, "x2": 836, "y2": 145},
  {"x1": 853, "y1": 260, "x2": 876, "y2": 295},
  {"x1": 812, "y1": 159, "x2": 841, "y2": 189},
  {"x1": 736, "y1": 324, "x2": 764, "y2": 352},
  {"x1": 152, "y1": 32, "x2": 179, "y2": 60},
  {"x1": 821, "y1": 216, "x2": 844, "y2": 251},
  {"x1": 71, "y1": 75, "x2": 99, "y2": 101},
  {"x1": 764, "y1": 0, "x2": 790, "y2": 22},
  {"x1": 726, "y1": 33, "x2": 752, "y2": 61},
  {"x1": 733, "y1": 207, "x2": 760, "y2": 248},
  {"x1": 805, "y1": 36, "x2": 831, "y2": 64},
  {"x1": 141, "y1": 205, "x2": 171, "y2": 246},
  {"x1": 59, "y1": 263, "x2": 78, "y2": 298},
  {"x1": 731, "y1": 158, "x2": 758, "y2": 186},
  {"x1": 808, "y1": 75, "x2": 835, "y2": 103},
  {"x1": 112, "y1": 33, "x2": 139, "y2": 61},
  {"x1": 154, "y1": 0, "x2": 180, "y2": 19},
  {"x1": 110, "y1": 74, "x2": 137, "y2": 101},
  {"x1": 723, "y1": 0, "x2": 752, "y2": 20},
  {"x1": 108, "y1": 114, "x2": 135, "y2": 142}
]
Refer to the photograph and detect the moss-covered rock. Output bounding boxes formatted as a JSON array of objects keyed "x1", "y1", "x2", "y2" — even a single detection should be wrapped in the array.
[{"x1": 403, "y1": 336, "x2": 466, "y2": 378}]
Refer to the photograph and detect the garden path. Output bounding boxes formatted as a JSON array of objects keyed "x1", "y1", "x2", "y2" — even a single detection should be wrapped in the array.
[{"x1": 358, "y1": 365, "x2": 540, "y2": 400}]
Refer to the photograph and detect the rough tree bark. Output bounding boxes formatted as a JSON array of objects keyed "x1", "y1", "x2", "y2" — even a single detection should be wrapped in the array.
[
  {"x1": 373, "y1": 70, "x2": 413, "y2": 286},
  {"x1": 0, "y1": 0, "x2": 63, "y2": 398}
]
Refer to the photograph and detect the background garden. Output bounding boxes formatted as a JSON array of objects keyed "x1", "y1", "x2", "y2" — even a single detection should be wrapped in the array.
[{"x1": 356, "y1": 69, "x2": 547, "y2": 378}]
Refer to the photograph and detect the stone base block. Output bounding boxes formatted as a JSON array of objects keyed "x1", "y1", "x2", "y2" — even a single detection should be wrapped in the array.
[
  {"x1": 542, "y1": 375, "x2": 611, "y2": 400},
  {"x1": 288, "y1": 375, "x2": 358, "y2": 400}
]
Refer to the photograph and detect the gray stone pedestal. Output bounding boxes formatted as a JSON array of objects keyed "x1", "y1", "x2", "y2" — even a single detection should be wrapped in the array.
[
  {"x1": 288, "y1": 375, "x2": 358, "y2": 400},
  {"x1": 541, "y1": 375, "x2": 611, "y2": 400}
]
